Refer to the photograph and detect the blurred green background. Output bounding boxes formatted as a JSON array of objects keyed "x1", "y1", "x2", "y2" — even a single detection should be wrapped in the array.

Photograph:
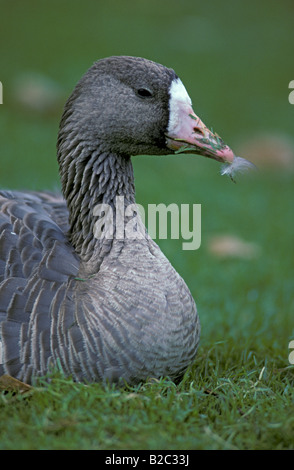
[{"x1": 0, "y1": 0, "x2": 293, "y2": 352}]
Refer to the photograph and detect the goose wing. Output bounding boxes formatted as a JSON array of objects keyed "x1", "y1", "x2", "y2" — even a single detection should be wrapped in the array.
[{"x1": 0, "y1": 190, "x2": 80, "y2": 381}]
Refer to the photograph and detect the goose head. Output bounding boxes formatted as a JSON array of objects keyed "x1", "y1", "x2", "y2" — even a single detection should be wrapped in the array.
[{"x1": 58, "y1": 55, "x2": 234, "y2": 164}]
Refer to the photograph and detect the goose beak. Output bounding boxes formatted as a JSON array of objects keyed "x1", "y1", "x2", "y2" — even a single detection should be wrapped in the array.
[{"x1": 166, "y1": 108, "x2": 234, "y2": 164}]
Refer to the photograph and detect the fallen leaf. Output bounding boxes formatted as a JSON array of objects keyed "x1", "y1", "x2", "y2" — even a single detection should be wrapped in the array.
[
  {"x1": 237, "y1": 135, "x2": 294, "y2": 171},
  {"x1": 0, "y1": 374, "x2": 32, "y2": 394},
  {"x1": 13, "y1": 72, "x2": 64, "y2": 115},
  {"x1": 207, "y1": 234, "x2": 260, "y2": 259}
]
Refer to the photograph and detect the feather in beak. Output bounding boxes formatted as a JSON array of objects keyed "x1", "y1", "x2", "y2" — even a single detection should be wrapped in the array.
[{"x1": 221, "y1": 156, "x2": 257, "y2": 183}]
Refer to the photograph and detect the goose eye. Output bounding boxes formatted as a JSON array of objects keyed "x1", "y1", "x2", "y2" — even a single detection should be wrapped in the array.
[{"x1": 137, "y1": 88, "x2": 153, "y2": 98}]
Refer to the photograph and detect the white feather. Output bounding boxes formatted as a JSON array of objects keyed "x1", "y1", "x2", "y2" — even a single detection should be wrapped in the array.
[{"x1": 221, "y1": 156, "x2": 256, "y2": 182}]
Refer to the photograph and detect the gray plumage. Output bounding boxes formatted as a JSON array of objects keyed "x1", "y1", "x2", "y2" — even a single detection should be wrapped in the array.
[{"x1": 0, "y1": 56, "x2": 200, "y2": 384}]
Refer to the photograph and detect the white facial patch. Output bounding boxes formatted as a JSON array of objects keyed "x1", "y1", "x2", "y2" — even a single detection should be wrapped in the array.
[{"x1": 167, "y1": 78, "x2": 192, "y2": 136}]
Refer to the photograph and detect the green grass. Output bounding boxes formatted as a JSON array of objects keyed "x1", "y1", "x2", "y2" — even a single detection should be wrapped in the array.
[
  {"x1": 1, "y1": 348, "x2": 293, "y2": 450},
  {"x1": 0, "y1": 0, "x2": 294, "y2": 451}
]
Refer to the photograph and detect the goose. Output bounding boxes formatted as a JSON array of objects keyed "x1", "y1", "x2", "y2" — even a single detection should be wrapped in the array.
[{"x1": 0, "y1": 56, "x2": 242, "y2": 385}]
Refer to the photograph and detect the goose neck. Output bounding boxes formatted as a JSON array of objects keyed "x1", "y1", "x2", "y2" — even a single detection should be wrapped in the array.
[{"x1": 58, "y1": 141, "x2": 137, "y2": 264}]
